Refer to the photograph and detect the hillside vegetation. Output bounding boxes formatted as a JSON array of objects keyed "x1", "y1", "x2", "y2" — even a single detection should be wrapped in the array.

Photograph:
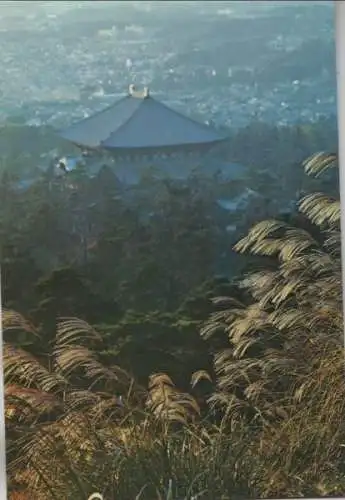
[{"x1": 1, "y1": 120, "x2": 342, "y2": 498}]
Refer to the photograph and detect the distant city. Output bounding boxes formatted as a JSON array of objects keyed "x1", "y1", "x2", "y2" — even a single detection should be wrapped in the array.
[{"x1": 0, "y1": 1, "x2": 337, "y2": 130}]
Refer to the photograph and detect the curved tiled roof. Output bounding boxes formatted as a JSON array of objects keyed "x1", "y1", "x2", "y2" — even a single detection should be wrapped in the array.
[{"x1": 59, "y1": 86, "x2": 227, "y2": 151}]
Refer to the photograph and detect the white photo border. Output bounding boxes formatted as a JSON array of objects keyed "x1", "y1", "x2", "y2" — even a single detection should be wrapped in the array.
[
  {"x1": 0, "y1": 274, "x2": 6, "y2": 499},
  {"x1": 337, "y1": 1, "x2": 345, "y2": 355}
]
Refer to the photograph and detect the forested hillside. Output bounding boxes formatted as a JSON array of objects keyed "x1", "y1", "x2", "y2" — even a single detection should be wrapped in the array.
[{"x1": 1, "y1": 118, "x2": 342, "y2": 499}]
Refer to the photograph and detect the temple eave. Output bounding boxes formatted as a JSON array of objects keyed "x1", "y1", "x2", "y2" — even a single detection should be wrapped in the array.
[{"x1": 71, "y1": 139, "x2": 225, "y2": 155}]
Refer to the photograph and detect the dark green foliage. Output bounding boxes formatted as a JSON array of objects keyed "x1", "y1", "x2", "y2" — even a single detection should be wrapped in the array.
[
  {"x1": 1, "y1": 243, "x2": 40, "y2": 312},
  {"x1": 32, "y1": 267, "x2": 122, "y2": 327},
  {"x1": 0, "y1": 118, "x2": 338, "y2": 388},
  {"x1": 97, "y1": 309, "x2": 210, "y2": 389}
]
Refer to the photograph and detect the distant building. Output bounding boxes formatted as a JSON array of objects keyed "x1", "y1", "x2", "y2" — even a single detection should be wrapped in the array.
[{"x1": 58, "y1": 84, "x2": 233, "y2": 183}]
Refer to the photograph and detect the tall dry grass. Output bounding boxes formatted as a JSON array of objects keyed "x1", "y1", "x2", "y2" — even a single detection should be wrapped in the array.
[{"x1": 4, "y1": 152, "x2": 345, "y2": 499}]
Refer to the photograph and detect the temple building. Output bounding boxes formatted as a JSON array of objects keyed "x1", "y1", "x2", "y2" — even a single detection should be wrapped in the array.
[{"x1": 58, "y1": 84, "x2": 233, "y2": 183}]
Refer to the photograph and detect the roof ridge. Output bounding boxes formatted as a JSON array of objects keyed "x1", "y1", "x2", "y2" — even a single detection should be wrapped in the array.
[
  {"x1": 99, "y1": 95, "x2": 147, "y2": 147},
  {"x1": 149, "y1": 96, "x2": 226, "y2": 139},
  {"x1": 58, "y1": 96, "x2": 129, "y2": 138}
]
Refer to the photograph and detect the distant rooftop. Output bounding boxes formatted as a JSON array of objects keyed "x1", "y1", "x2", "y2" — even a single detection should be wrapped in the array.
[{"x1": 59, "y1": 84, "x2": 227, "y2": 152}]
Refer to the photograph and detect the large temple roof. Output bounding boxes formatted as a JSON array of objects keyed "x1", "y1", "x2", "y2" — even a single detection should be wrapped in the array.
[{"x1": 59, "y1": 85, "x2": 227, "y2": 151}]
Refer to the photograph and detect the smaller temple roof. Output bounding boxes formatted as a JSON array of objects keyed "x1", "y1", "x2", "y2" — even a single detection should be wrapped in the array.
[{"x1": 59, "y1": 85, "x2": 227, "y2": 151}]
